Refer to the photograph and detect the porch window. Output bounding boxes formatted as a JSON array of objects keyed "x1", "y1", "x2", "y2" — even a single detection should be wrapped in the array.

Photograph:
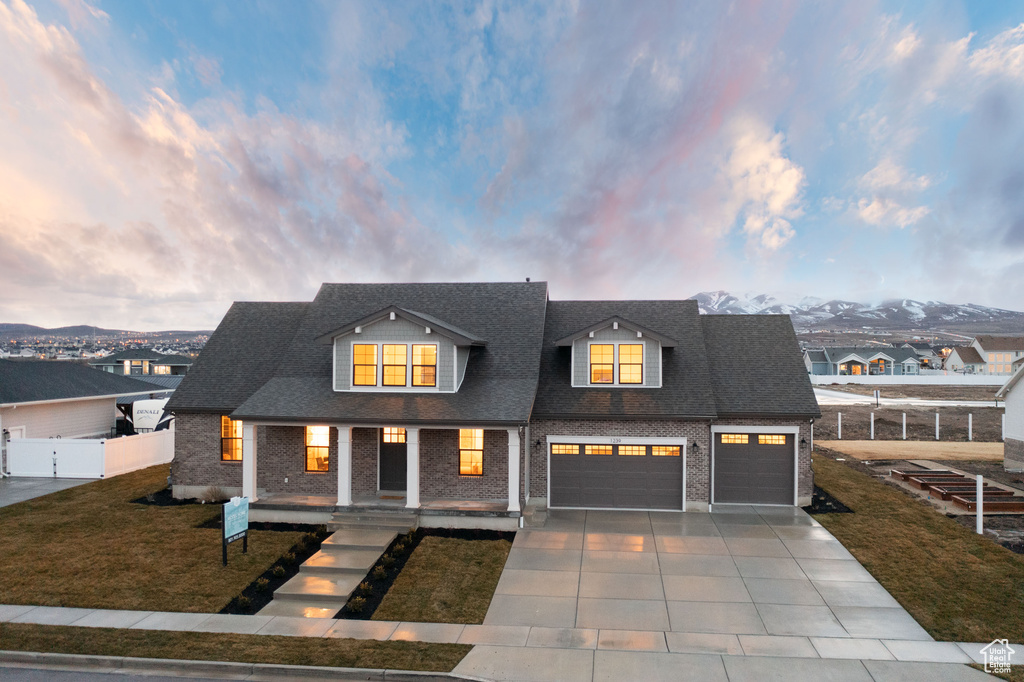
[
  {"x1": 383, "y1": 344, "x2": 408, "y2": 386},
  {"x1": 221, "y1": 416, "x2": 242, "y2": 461},
  {"x1": 618, "y1": 344, "x2": 643, "y2": 384},
  {"x1": 305, "y1": 426, "x2": 330, "y2": 472},
  {"x1": 459, "y1": 429, "x2": 483, "y2": 476},
  {"x1": 412, "y1": 344, "x2": 437, "y2": 387},
  {"x1": 383, "y1": 427, "x2": 406, "y2": 443},
  {"x1": 590, "y1": 344, "x2": 614, "y2": 383},
  {"x1": 353, "y1": 344, "x2": 377, "y2": 386}
]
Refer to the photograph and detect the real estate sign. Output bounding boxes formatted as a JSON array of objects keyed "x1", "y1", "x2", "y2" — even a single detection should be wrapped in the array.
[{"x1": 222, "y1": 496, "x2": 249, "y2": 565}]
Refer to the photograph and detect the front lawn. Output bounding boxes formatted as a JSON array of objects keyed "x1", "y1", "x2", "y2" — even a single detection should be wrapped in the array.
[
  {"x1": 372, "y1": 534, "x2": 512, "y2": 623},
  {"x1": 811, "y1": 453, "x2": 1024, "y2": 643},
  {"x1": 0, "y1": 465, "x2": 302, "y2": 612},
  {"x1": 0, "y1": 623, "x2": 470, "y2": 672}
]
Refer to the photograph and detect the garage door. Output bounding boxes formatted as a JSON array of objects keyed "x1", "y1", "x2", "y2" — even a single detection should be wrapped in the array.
[
  {"x1": 550, "y1": 443, "x2": 683, "y2": 509},
  {"x1": 713, "y1": 433, "x2": 794, "y2": 505}
]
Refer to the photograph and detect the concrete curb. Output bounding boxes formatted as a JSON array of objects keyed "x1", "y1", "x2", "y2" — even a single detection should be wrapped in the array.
[{"x1": 0, "y1": 650, "x2": 457, "y2": 681}]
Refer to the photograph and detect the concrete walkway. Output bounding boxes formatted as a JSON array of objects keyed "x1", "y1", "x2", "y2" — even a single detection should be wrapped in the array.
[{"x1": 0, "y1": 476, "x2": 90, "y2": 508}]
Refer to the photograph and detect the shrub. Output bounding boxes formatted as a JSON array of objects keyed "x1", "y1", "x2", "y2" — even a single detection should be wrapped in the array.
[
  {"x1": 255, "y1": 577, "x2": 269, "y2": 592},
  {"x1": 347, "y1": 596, "x2": 366, "y2": 613},
  {"x1": 272, "y1": 565, "x2": 286, "y2": 578},
  {"x1": 372, "y1": 566, "x2": 387, "y2": 580},
  {"x1": 304, "y1": 532, "x2": 319, "y2": 545},
  {"x1": 236, "y1": 595, "x2": 251, "y2": 611},
  {"x1": 200, "y1": 486, "x2": 229, "y2": 504},
  {"x1": 358, "y1": 581, "x2": 373, "y2": 596},
  {"x1": 381, "y1": 554, "x2": 395, "y2": 568},
  {"x1": 282, "y1": 552, "x2": 296, "y2": 565},
  {"x1": 393, "y1": 542, "x2": 406, "y2": 554}
]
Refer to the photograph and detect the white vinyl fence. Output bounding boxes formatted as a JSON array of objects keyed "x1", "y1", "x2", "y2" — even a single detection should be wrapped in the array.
[
  {"x1": 7, "y1": 428, "x2": 174, "y2": 479},
  {"x1": 810, "y1": 374, "x2": 1005, "y2": 386}
]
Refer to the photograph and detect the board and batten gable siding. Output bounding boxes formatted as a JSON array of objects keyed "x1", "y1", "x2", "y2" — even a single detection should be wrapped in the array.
[
  {"x1": 571, "y1": 325, "x2": 660, "y2": 387},
  {"x1": 333, "y1": 316, "x2": 456, "y2": 391},
  {"x1": 0, "y1": 398, "x2": 116, "y2": 441}
]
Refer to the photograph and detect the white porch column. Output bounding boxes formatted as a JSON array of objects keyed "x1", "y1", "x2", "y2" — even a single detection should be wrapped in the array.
[
  {"x1": 242, "y1": 423, "x2": 258, "y2": 502},
  {"x1": 405, "y1": 427, "x2": 420, "y2": 509},
  {"x1": 337, "y1": 426, "x2": 352, "y2": 506},
  {"x1": 507, "y1": 428, "x2": 521, "y2": 513}
]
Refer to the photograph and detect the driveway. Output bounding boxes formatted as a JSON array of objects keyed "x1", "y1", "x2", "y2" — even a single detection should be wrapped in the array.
[{"x1": 484, "y1": 506, "x2": 932, "y2": 643}]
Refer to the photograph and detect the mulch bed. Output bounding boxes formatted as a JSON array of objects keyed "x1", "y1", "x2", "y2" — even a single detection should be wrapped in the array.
[
  {"x1": 131, "y1": 487, "x2": 204, "y2": 506},
  {"x1": 803, "y1": 485, "x2": 853, "y2": 514},
  {"x1": 335, "y1": 527, "x2": 515, "y2": 620}
]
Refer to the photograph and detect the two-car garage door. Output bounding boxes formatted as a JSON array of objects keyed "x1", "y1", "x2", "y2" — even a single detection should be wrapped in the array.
[
  {"x1": 713, "y1": 432, "x2": 795, "y2": 505},
  {"x1": 549, "y1": 442, "x2": 683, "y2": 510}
]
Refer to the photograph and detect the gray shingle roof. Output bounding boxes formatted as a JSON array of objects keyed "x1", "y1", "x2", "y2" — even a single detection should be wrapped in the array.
[
  {"x1": 805, "y1": 349, "x2": 828, "y2": 364},
  {"x1": 230, "y1": 282, "x2": 548, "y2": 425},
  {"x1": 820, "y1": 346, "x2": 921, "y2": 364},
  {"x1": 702, "y1": 316, "x2": 820, "y2": 418},
  {"x1": 532, "y1": 300, "x2": 718, "y2": 419},
  {"x1": 0, "y1": 360, "x2": 165, "y2": 405},
  {"x1": 153, "y1": 355, "x2": 193, "y2": 366},
  {"x1": 553, "y1": 316, "x2": 678, "y2": 348},
  {"x1": 89, "y1": 349, "x2": 164, "y2": 365},
  {"x1": 165, "y1": 302, "x2": 310, "y2": 413},
  {"x1": 950, "y1": 346, "x2": 984, "y2": 364},
  {"x1": 975, "y1": 335, "x2": 1024, "y2": 352}
]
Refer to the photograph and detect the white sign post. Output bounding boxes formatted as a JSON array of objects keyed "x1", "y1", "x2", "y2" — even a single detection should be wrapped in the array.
[{"x1": 976, "y1": 475, "x2": 984, "y2": 535}]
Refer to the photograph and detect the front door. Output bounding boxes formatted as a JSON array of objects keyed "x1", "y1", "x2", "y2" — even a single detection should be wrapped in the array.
[{"x1": 379, "y1": 427, "x2": 407, "y2": 491}]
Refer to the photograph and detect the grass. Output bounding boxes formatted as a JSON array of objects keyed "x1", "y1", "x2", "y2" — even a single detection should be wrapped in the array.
[
  {"x1": 372, "y1": 535, "x2": 512, "y2": 623},
  {"x1": 0, "y1": 465, "x2": 302, "y2": 612},
  {"x1": 811, "y1": 453, "x2": 1024, "y2": 643},
  {"x1": 0, "y1": 623, "x2": 470, "y2": 672}
]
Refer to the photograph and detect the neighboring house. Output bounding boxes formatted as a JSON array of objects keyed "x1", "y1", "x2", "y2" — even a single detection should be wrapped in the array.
[
  {"x1": 89, "y1": 349, "x2": 193, "y2": 376},
  {"x1": 166, "y1": 282, "x2": 820, "y2": 527},
  {"x1": 945, "y1": 346, "x2": 986, "y2": 374},
  {"x1": 971, "y1": 335, "x2": 1024, "y2": 375},
  {"x1": 0, "y1": 360, "x2": 169, "y2": 473},
  {"x1": 997, "y1": 364, "x2": 1024, "y2": 472},
  {"x1": 896, "y1": 342, "x2": 942, "y2": 369},
  {"x1": 802, "y1": 346, "x2": 921, "y2": 376}
]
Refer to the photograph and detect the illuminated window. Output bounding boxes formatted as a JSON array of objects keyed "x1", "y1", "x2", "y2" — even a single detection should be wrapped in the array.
[
  {"x1": 220, "y1": 416, "x2": 242, "y2": 461},
  {"x1": 412, "y1": 344, "x2": 437, "y2": 387},
  {"x1": 652, "y1": 446, "x2": 680, "y2": 457},
  {"x1": 305, "y1": 426, "x2": 330, "y2": 472},
  {"x1": 988, "y1": 364, "x2": 995, "y2": 373},
  {"x1": 720, "y1": 434, "x2": 748, "y2": 444},
  {"x1": 758, "y1": 434, "x2": 786, "y2": 445},
  {"x1": 618, "y1": 344, "x2": 643, "y2": 384},
  {"x1": 153, "y1": 365, "x2": 171, "y2": 375},
  {"x1": 551, "y1": 443, "x2": 579, "y2": 455},
  {"x1": 459, "y1": 429, "x2": 483, "y2": 475},
  {"x1": 383, "y1": 427, "x2": 406, "y2": 443},
  {"x1": 618, "y1": 445, "x2": 645, "y2": 456},
  {"x1": 585, "y1": 444, "x2": 613, "y2": 455},
  {"x1": 383, "y1": 344, "x2": 408, "y2": 386},
  {"x1": 353, "y1": 344, "x2": 377, "y2": 386},
  {"x1": 590, "y1": 344, "x2": 614, "y2": 383},
  {"x1": 989, "y1": 353, "x2": 996, "y2": 362}
]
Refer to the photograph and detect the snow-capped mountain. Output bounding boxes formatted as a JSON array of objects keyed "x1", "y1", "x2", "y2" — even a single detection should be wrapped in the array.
[{"x1": 689, "y1": 291, "x2": 1024, "y2": 331}]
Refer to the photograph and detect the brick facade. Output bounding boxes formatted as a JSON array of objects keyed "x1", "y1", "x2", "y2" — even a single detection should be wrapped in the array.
[
  {"x1": 257, "y1": 425, "x2": 338, "y2": 496},
  {"x1": 171, "y1": 412, "x2": 243, "y2": 495},
  {"x1": 419, "y1": 429, "x2": 511, "y2": 500},
  {"x1": 714, "y1": 417, "x2": 814, "y2": 501}
]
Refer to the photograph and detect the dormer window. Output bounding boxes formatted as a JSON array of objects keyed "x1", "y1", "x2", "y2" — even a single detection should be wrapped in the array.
[
  {"x1": 383, "y1": 345, "x2": 408, "y2": 386},
  {"x1": 590, "y1": 345, "x2": 614, "y2": 383},
  {"x1": 351, "y1": 342, "x2": 439, "y2": 389},
  {"x1": 412, "y1": 344, "x2": 437, "y2": 387},
  {"x1": 353, "y1": 344, "x2": 377, "y2": 386},
  {"x1": 589, "y1": 342, "x2": 644, "y2": 385}
]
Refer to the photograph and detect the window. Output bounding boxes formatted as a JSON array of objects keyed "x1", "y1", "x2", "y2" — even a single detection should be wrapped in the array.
[
  {"x1": 989, "y1": 353, "x2": 996, "y2": 362},
  {"x1": 459, "y1": 429, "x2": 483, "y2": 475},
  {"x1": 221, "y1": 416, "x2": 242, "y2": 461},
  {"x1": 758, "y1": 434, "x2": 786, "y2": 445},
  {"x1": 551, "y1": 443, "x2": 579, "y2": 455},
  {"x1": 412, "y1": 344, "x2": 437, "y2": 387},
  {"x1": 720, "y1": 434, "x2": 748, "y2": 444},
  {"x1": 383, "y1": 345, "x2": 407, "y2": 386},
  {"x1": 989, "y1": 364, "x2": 995, "y2": 373},
  {"x1": 153, "y1": 365, "x2": 171, "y2": 375},
  {"x1": 590, "y1": 344, "x2": 614, "y2": 383},
  {"x1": 619, "y1": 344, "x2": 643, "y2": 384},
  {"x1": 305, "y1": 426, "x2": 330, "y2": 472},
  {"x1": 353, "y1": 344, "x2": 377, "y2": 386},
  {"x1": 618, "y1": 445, "x2": 645, "y2": 456},
  {"x1": 383, "y1": 427, "x2": 406, "y2": 443},
  {"x1": 652, "y1": 446, "x2": 680, "y2": 457},
  {"x1": 585, "y1": 444, "x2": 613, "y2": 455}
]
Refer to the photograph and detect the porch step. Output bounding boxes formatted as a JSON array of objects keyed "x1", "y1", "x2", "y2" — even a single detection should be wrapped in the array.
[
  {"x1": 299, "y1": 549, "x2": 382, "y2": 574},
  {"x1": 320, "y1": 528, "x2": 397, "y2": 552},
  {"x1": 329, "y1": 511, "x2": 418, "y2": 532},
  {"x1": 273, "y1": 573, "x2": 362, "y2": 604}
]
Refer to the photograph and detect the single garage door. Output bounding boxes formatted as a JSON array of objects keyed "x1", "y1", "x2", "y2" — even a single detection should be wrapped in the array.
[
  {"x1": 550, "y1": 443, "x2": 682, "y2": 509},
  {"x1": 713, "y1": 433, "x2": 794, "y2": 505}
]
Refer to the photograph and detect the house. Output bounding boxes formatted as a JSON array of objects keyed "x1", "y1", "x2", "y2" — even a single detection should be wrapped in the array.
[
  {"x1": 895, "y1": 342, "x2": 942, "y2": 369},
  {"x1": 0, "y1": 360, "x2": 170, "y2": 474},
  {"x1": 996, "y1": 364, "x2": 1024, "y2": 472},
  {"x1": 802, "y1": 346, "x2": 921, "y2": 376},
  {"x1": 89, "y1": 349, "x2": 193, "y2": 376},
  {"x1": 166, "y1": 282, "x2": 820, "y2": 527},
  {"x1": 971, "y1": 335, "x2": 1024, "y2": 375},
  {"x1": 945, "y1": 346, "x2": 986, "y2": 374}
]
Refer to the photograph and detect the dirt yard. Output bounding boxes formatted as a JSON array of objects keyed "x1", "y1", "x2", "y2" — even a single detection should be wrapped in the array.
[
  {"x1": 818, "y1": 384, "x2": 1001, "y2": 402},
  {"x1": 817, "y1": 440, "x2": 1003, "y2": 461},
  {"x1": 816, "y1": 405, "x2": 1004, "y2": 442}
]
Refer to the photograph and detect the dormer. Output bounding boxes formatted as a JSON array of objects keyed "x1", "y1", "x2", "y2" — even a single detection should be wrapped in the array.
[
  {"x1": 554, "y1": 316, "x2": 675, "y2": 388},
  {"x1": 316, "y1": 306, "x2": 486, "y2": 393}
]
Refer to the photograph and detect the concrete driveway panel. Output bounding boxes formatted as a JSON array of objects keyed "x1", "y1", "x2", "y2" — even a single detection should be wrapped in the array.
[
  {"x1": 657, "y1": 553, "x2": 740, "y2": 577},
  {"x1": 583, "y1": 532, "x2": 656, "y2": 552},
  {"x1": 756, "y1": 604, "x2": 849, "y2": 638},
  {"x1": 722, "y1": 655, "x2": 874, "y2": 682},
  {"x1": 452, "y1": 644, "x2": 594, "y2": 682},
  {"x1": 494, "y1": 568, "x2": 580, "y2": 597},
  {"x1": 578, "y1": 571, "x2": 664, "y2": 600},
  {"x1": 743, "y1": 578, "x2": 825, "y2": 606},
  {"x1": 503, "y1": 548, "x2": 582, "y2": 571},
  {"x1": 661, "y1": 575, "x2": 751, "y2": 603},
  {"x1": 484, "y1": 595, "x2": 578, "y2": 627},
  {"x1": 654, "y1": 535, "x2": 729, "y2": 554},
  {"x1": 592, "y1": 651, "x2": 728, "y2": 682},
  {"x1": 575, "y1": 597, "x2": 670, "y2": 631},
  {"x1": 581, "y1": 549, "x2": 661, "y2": 574},
  {"x1": 667, "y1": 601, "x2": 767, "y2": 635}
]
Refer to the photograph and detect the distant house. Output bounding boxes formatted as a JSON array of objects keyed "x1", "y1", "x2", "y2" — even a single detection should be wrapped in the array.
[
  {"x1": 0, "y1": 361, "x2": 169, "y2": 474},
  {"x1": 997, "y1": 365, "x2": 1024, "y2": 472},
  {"x1": 895, "y1": 342, "x2": 942, "y2": 369},
  {"x1": 945, "y1": 346, "x2": 986, "y2": 374},
  {"x1": 971, "y1": 335, "x2": 1024, "y2": 375},
  {"x1": 803, "y1": 346, "x2": 921, "y2": 376},
  {"x1": 89, "y1": 349, "x2": 192, "y2": 376}
]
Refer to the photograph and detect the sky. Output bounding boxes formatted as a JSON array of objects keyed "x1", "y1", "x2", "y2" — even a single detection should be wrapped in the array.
[{"x1": 2, "y1": 0, "x2": 1024, "y2": 330}]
